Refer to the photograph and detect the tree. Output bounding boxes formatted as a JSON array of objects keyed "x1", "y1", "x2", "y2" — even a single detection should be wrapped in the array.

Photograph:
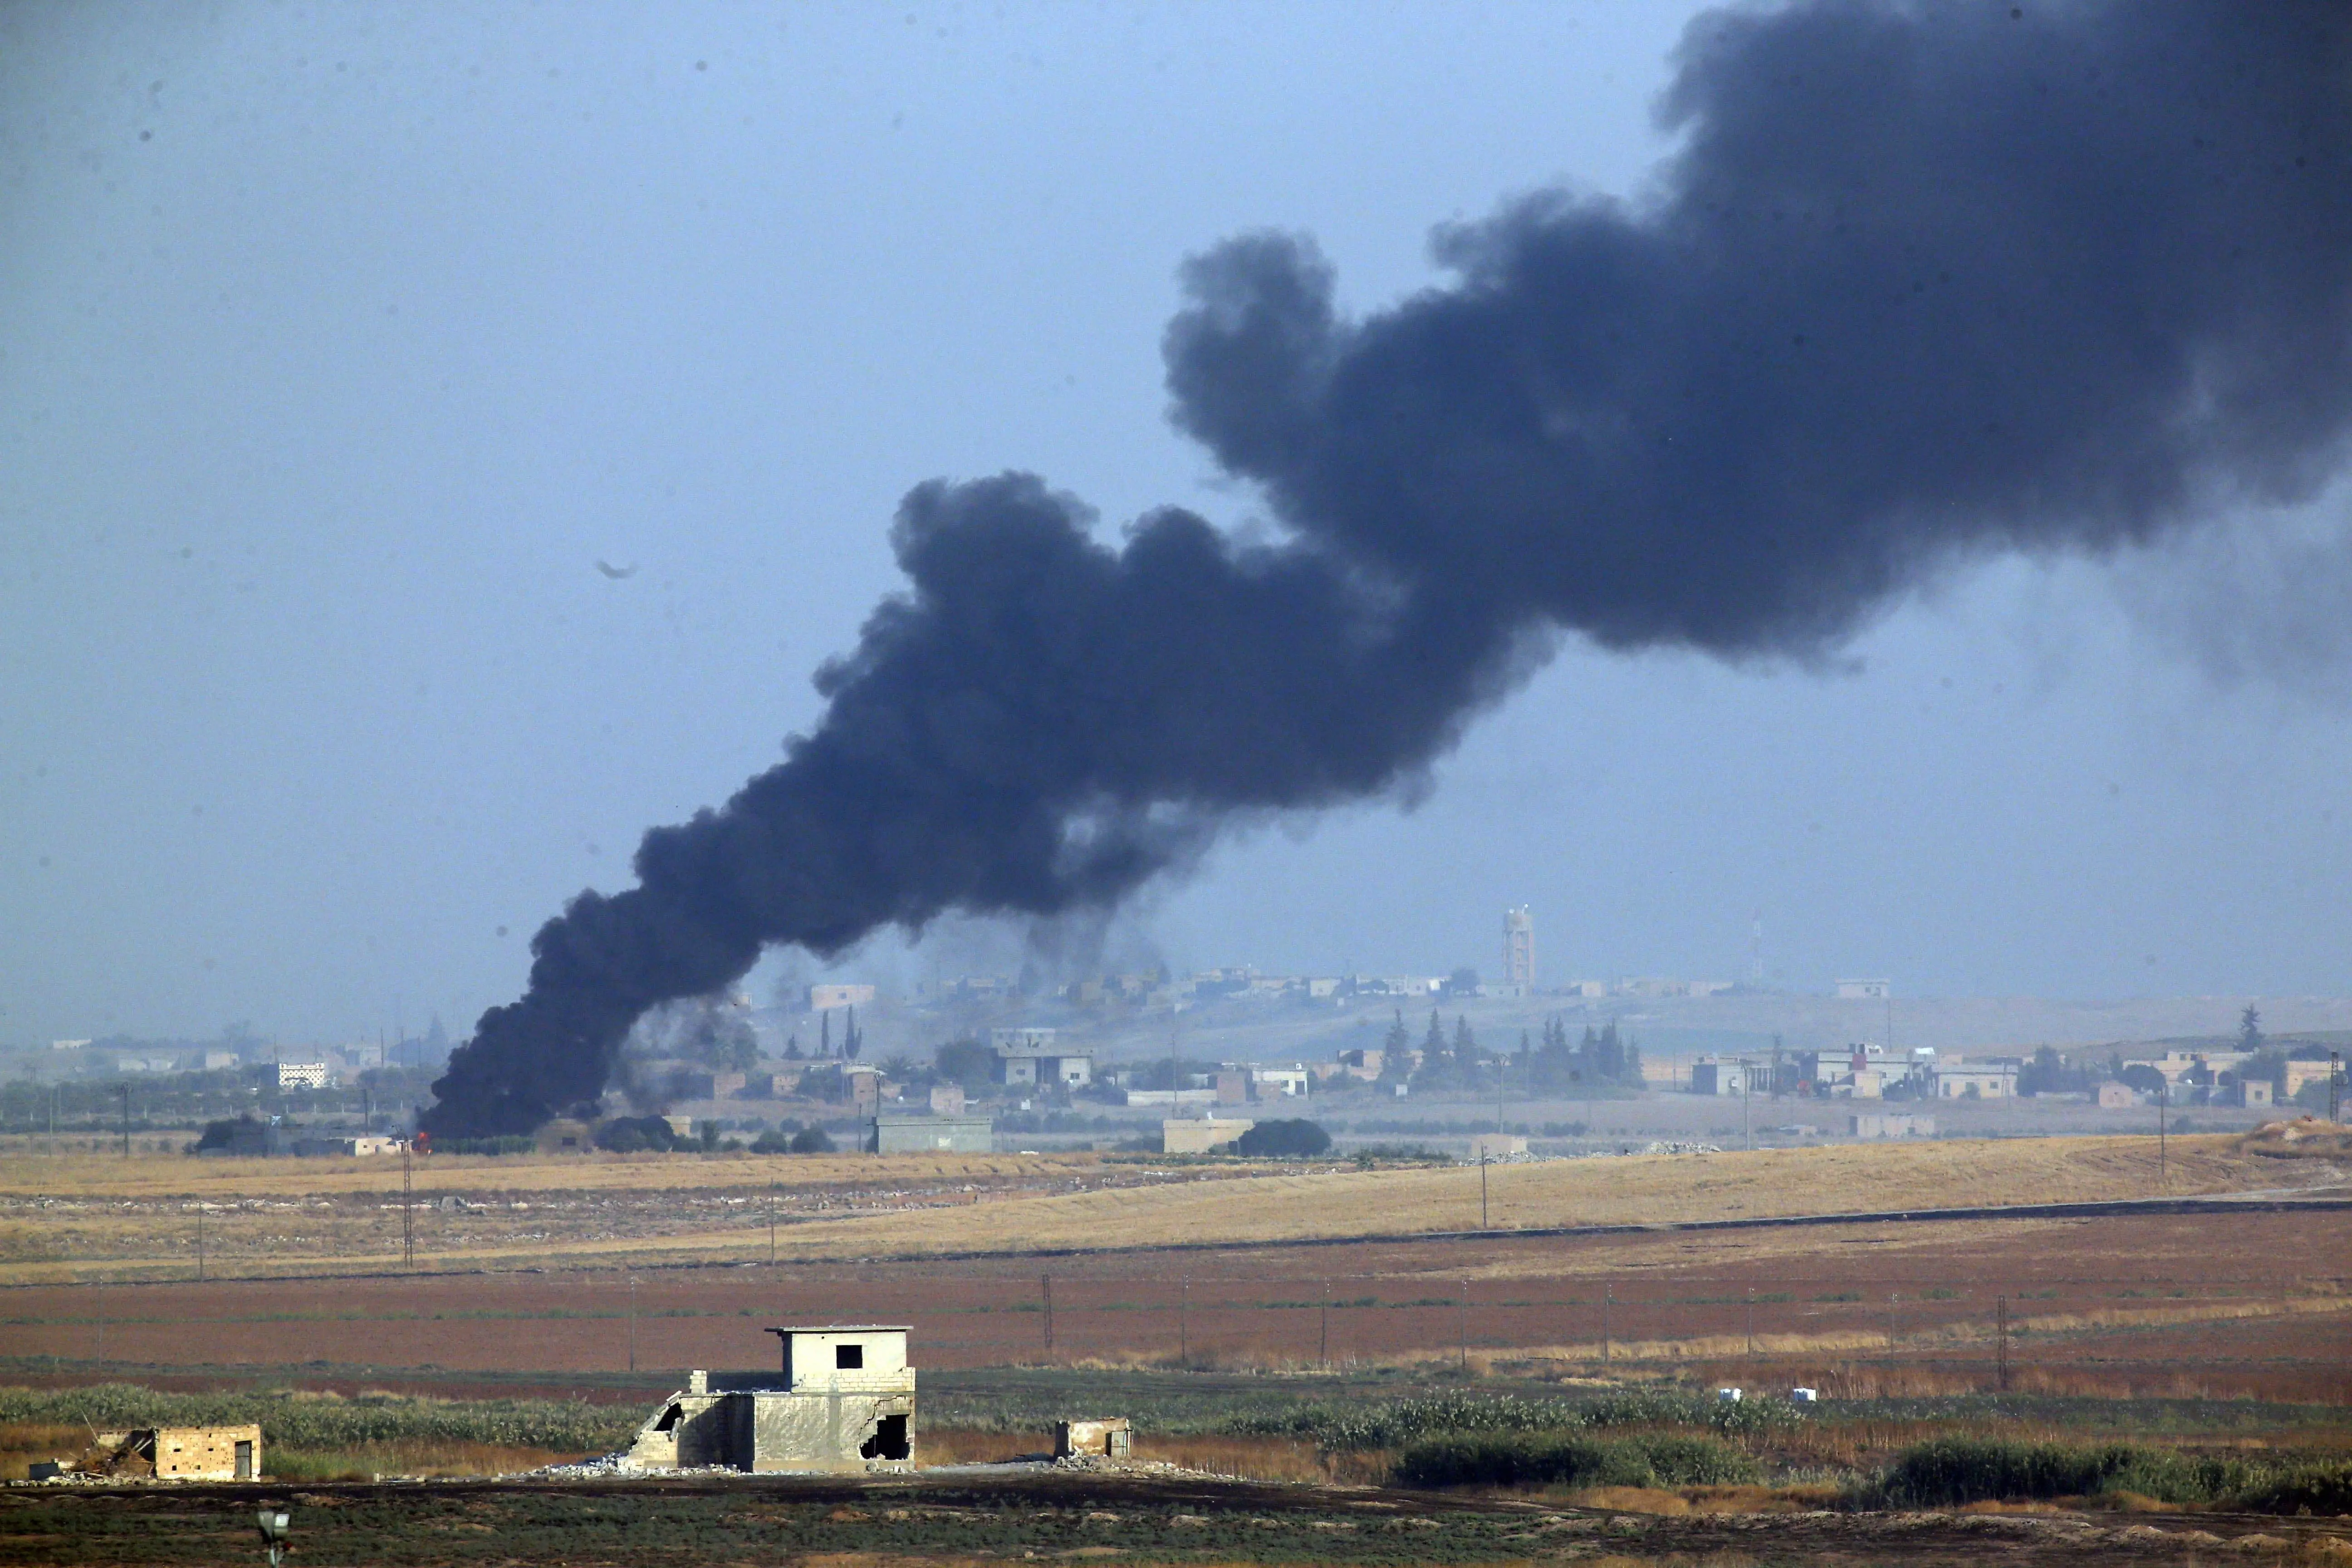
[
  {"x1": 788, "y1": 1125, "x2": 835, "y2": 1154},
  {"x1": 934, "y1": 1035, "x2": 997, "y2": 1092},
  {"x1": 2239, "y1": 1004, "x2": 2265, "y2": 1054},
  {"x1": 784, "y1": 1032, "x2": 802, "y2": 1061},
  {"x1": 1452, "y1": 1014, "x2": 1479, "y2": 1068},
  {"x1": 820, "y1": 1011, "x2": 831, "y2": 1058},
  {"x1": 594, "y1": 1114, "x2": 684, "y2": 1153},
  {"x1": 1235, "y1": 1118, "x2": 1331, "y2": 1157},
  {"x1": 2019, "y1": 1044, "x2": 2068, "y2": 1097},
  {"x1": 1413, "y1": 1009, "x2": 1452, "y2": 1089},
  {"x1": 1383, "y1": 1009, "x2": 1411, "y2": 1056},
  {"x1": 843, "y1": 1005, "x2": 863, "y2": 1061}
]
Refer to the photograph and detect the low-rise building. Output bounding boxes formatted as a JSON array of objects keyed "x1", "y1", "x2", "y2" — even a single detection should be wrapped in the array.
[
  {"x1": 1690, "y1": 1059, "x2": 1749, "y2": 1096},
  {"x1": 80, "y1": 1425, "x2": 261, "y2": 1480},
  {"x1": 995, "y1": 1031, "x2": 1093, "y2": 1088},
  {"x1": 807, "y1": 984, "x2": 877, "y2": 1010},
  {"x1": 1468, "y1": 1132, "x2": 1527, "y2": 1161},
  {"x1": 1849, "y1": 1112, "x2": 1933, "y2": 1138},
  {"x1": 1254, "y1": 1066, "x2": 1311, "y2": 1097},
  {"x1": 1930, "y1": 1062, "x2": 2019, "y2": 1099},
  {"x1": 535, "y1": 1117, "x2": 596, "y2": 1153},
  {"x1": 627, "y1": 1328, "x2": 915, "y2": 1473},
  {"x1": 2284, "y1": 1059, "x2": 2342, "y2": 1098},
  {"x1": 276, "y1": 1061, "x2": 329, "y2": 1089},
  {"x1": 2096, "y1": 1081, "x2": 2144, "y2": 1110},
  {"x1": 1162, "y1": 1117, "x2": 1253, "y2": 1154},
  {"x1": 868, "y1": 1113, "x2": 993, "y2": 1154}
]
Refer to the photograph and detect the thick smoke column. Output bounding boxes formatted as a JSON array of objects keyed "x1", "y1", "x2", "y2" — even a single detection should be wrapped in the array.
[{"x1": 426, "y1": 0, "x2": 2352, "y2": 1136}]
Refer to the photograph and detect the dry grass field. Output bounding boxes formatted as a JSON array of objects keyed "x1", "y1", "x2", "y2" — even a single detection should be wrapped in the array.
[{"x1": 4, "y1": 1131, "x2": 2335, "y2": 1286}]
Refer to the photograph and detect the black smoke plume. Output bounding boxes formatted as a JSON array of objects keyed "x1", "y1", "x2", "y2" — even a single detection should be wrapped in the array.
[{"x1": 425, "y1": 0, "x2": 2352, "y2": 1136}]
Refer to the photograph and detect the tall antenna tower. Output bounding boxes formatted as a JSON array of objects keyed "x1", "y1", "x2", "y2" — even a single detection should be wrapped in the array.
[{"x1": 1749, "y1": 908, "x2": 1764, "y2": 985}]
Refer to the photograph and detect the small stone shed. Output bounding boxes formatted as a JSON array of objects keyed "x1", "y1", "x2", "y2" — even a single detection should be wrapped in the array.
[
  {"x1": 83, "y1": 1426, "x2": 261, "y2": 1480},
  {"x1": 1055, "y1": 1418, "x2": 1132, "y2": 1459},
  {"x1": 628, "y1": 1326, "x2": 915, "y2": 1473}
]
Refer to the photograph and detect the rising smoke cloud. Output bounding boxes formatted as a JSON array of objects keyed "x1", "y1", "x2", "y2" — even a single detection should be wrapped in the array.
[{"x1": 425, "y1": 0, "x2": 2352, "y2": 1136}]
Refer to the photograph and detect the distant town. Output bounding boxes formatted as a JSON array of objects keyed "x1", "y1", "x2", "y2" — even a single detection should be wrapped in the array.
[{"x1": 6, "y1": 909, "x2": 2344, "y2": 1162}]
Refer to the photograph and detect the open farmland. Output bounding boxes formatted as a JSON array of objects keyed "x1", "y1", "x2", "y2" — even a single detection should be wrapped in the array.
[
  {"x1": 13, "y1": 1466, "x2": 2352, "y2": 1568},
  {"x1": 2, "y1": 1131, "x2": 2339, "y2": 1287},
  {"x1": 3, "y1": 1157, "x2": 2346, "y2": 1402}
]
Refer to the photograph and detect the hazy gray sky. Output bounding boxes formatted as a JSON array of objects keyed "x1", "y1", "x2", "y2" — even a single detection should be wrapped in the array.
[{"x1": 5, "y1": 1, "x2": 2349, "y2": 1047}]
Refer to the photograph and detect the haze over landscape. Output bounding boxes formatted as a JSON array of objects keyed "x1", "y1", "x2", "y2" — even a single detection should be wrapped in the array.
[{"x1": 7, "y1": 2, "x2": 2352, "y2": 1064}]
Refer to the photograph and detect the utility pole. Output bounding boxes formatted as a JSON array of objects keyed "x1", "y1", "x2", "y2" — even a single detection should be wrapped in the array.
[
  {"x1": 1602, "y1": 1283, "x2": 1612, "y2": 1364},
  {"x1": 1177, "y1": 1276, "x2": 1188, "y2": 1368},
  {"x1": 2330, "y1": 1051, "x2": 2343, "y2": 1124},
  {"x1": 627, "y1": 1275, "x2": 637, "y2": 1374},
  {"x1": 1479, "y1": 1154, "x2": 1490, "y2": 1230},
  {"x1": 1743, "y1": 1066, "x2": 1753, "y2": 1152},
  {"x1": 769, "y1": 1207, "x2": 777, "y2": 1266},
  {"x1": 1745, "y1": 1286, "x2": 1754, "y2": 1357},
  {"x1": 95, "y1": 1272, "x2": 105, "y2": 1363},
  {"x1": 1319, "y1": 1279, "x2": 1330, "y2": 1370},
  {"x1": 400, "y1": 1145, "x2": 415, "y2": 1270},
  {"x1": 1042, "y1": 1274, "x2": 1054, "y2": 1357},
  {"x1": 1996, "y1": 1295, "x2": 2009, "y2": 1392},
  {"x1": 196, "y1": 1209, "x2": 205, "y2": 1283},
  {"x1": 1456, "y1": 1278, "x2": 1468, "y2": 1372},
  {"x1": 118, "y1": 1084, "x2": 132, "y2": 1158},
  {"x1": 2158, "y1": 1083, "x2": 2168, "y2": 1189},
  {"x1": 1888, "y1": 1291, "x2": 1900, "y2": 1349}
]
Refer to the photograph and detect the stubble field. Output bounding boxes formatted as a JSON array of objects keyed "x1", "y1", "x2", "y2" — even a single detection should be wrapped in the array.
[{"x1": 2, "y1": 1132, "x2": 2346, "y2": 1401}]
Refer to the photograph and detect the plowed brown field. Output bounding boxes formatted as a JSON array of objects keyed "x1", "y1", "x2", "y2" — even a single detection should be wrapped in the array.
[{"x1": 9, "y1": 1207, "x2": 2347, "y2": 1401}]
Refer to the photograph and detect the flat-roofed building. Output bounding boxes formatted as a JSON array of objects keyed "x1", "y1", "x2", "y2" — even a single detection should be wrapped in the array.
[
  {"x1": 1930, "y1": 1062, "x2": 2019, "y2": 1098},
  {"x1": 1162, "y1": 1117, "x2": 1253, "y2": 1154},
  {"x1": 627, "y1": 1327, "x2": 915, "y2": 1474},
  {"x1": 994, "y1": 1031, "x2": 1092, "y2": 1088},
  {"x1": 867, "y1": 1112, "x2": 993, "y2": 1154},
  {"x1": 1690, "y1": 1059, "x2": 1749, "y2": 1096},
  {"x1": 1849, "y1": 1112, "x2": 1933, "y2": 1139}
]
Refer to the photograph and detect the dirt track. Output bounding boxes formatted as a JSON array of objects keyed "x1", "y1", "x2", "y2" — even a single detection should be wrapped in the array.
[{"x1": 5, "y1": 1467, "x2": 2349, "y2": 1566}]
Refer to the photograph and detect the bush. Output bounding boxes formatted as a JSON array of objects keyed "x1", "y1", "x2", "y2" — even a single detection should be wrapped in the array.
[
  {"x1": 1234, "y1": 1119, "x2": 1331, "y2": 1157},
  {"x1": 434, "y1": 1135, "x2": 535, "y2": 1156},
  {"x1": 0, "y1": 1384, "x2": 637, "y2": 1454},
  {"x1": 593, "y1": 1116, "x2": 683, "y2": 1153},
  {"x1": 2235, "y1": 1459, "x2": 2352, "y2": 1516},
  {"x1": 1393, "y1": 1431, "x2": 1757, "y2": 1491},
  {"x1": 788, "y1": 1125, "x2": 834, "y2": 1154},
  {"x1": 1879, "y1": 1437, "x2": 2254, "y2": 1507},
  {"x1": 1235, "y1": 1389, "x2": 1799, "y2": 1450}
]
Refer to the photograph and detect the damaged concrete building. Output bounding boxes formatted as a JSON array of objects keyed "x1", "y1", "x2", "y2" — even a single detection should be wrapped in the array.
[
  {"x1": 38, "y1": 1426, "x2": 263, "y2": 1481},
  {"x1": 627, "y1": 1326, "x2": 915, "y2": 1473}
]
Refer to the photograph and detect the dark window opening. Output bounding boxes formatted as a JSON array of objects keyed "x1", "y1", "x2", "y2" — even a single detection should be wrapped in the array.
[
  {"x1": 653, "y1": 1403, "x2": 681, "y2": 1431},
  {"x1": 835, "y1": 1343, "x2": 864, "y2": 1369},
  {"x1": 860, "y1": 1414, "x2": 910, "y2": 1460},
  {"x1": 234, "y1": 1441, "x2": 253, "y2": 1480}
]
